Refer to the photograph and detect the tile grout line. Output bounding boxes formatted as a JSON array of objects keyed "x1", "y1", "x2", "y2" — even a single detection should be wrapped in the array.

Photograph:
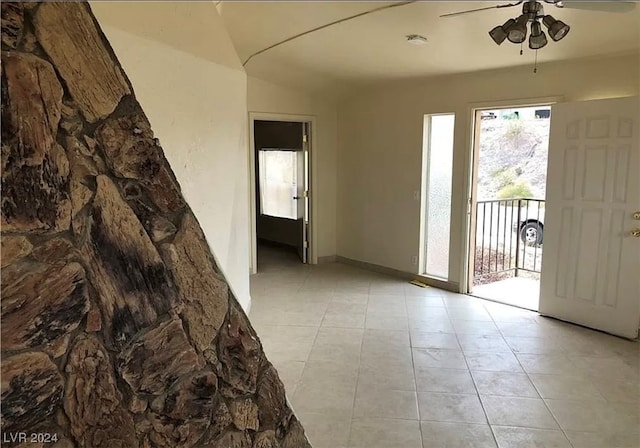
[
  {"x1": 473, "y1": 300, "x2": 505, "y2": 448},
  {"x1": 404, "y1": 289, "x2": 425, "y2": 448},
  {"x1": 254, "y1": 258, "x2": 637, "y2": 447},
  {"x1": 345, "y1": 279, "x2": 371, "y2": 448},
  {"x1": 495, "y1": 308, "x2": 574, "y2": 447}
]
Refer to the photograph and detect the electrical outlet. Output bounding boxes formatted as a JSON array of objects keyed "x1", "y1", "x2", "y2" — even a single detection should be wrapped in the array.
[{"x1": 411, "y1": 256, "x2": 418, "y2": 266}]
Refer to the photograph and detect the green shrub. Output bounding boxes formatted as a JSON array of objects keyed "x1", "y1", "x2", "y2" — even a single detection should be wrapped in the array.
[
  {"x1": 491, "y1": 167, "x2": 507, "y2": 177},
  {"x1": 497, "y1": 181, "x2": 534, "y2": 199},
  {"x1": 492, "y1": 168, "x2": 515, "y2": 189},
  {"x1": 504, "y1": 119, "x2": 525, "y2": 143}
]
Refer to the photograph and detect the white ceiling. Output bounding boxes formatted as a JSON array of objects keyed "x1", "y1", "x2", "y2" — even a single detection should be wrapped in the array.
[{"x1": 219, "y1": 1, "x2": 640, "y2": 96}]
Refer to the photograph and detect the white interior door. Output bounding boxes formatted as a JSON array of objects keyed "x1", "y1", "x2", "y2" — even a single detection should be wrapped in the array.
[
  {"x1": 295, "y1": 123, "x2": 310, "y2": 263},
  {"x1": 295, "y1": 147, "x2": 306, "y2": 263},
  {"x1": 540, "y1": 96, "x2": 640, "y2": 338}
]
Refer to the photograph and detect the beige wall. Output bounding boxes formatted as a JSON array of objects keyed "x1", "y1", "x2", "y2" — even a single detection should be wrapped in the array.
[
  {"x1": 248, "y1": 77, "x2": 338, "y2": 260},
  {"x1": 337, "y1": 53, "x2": 640, "y2": 289},
  {"x1": 91, "y1": 3, "x2": 252, "y2": 311}
]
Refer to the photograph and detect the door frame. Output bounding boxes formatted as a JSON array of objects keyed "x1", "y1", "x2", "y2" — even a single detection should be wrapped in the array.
[
  {"x1": 460, "y1": 96, "x2": 563, "y2": 294},
  {"x1": 248, "y1": 112, "x2": 316, "y2": 274}
]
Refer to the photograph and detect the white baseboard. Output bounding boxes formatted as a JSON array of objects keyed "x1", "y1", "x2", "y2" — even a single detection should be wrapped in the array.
[{"x1": 335, "y1": 256, "x2": 460, "y2": 293}]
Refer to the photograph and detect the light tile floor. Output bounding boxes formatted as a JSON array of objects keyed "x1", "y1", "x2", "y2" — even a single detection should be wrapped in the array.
[
  {"x1": 472, "y1": 277, "x2": 540, "y2": 311},
  {"x1": 249, "y1": 246, "x2": 640, "y2": 448}
]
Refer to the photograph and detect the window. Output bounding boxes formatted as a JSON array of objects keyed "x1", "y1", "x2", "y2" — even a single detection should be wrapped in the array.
[
  {"x1": 422, "y1": 114, "x2": 455, "y2": 279},
  {"x1": 258, "y1": 150, "x2": 298, "y2": 219}
]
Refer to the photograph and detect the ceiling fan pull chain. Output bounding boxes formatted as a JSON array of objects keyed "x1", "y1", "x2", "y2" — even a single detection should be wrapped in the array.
[
  {"x1": 534, "y1": 49, "x2": 538, "y2": 73},
  {"x1": 520, "y1": 42, "x2": 523, "y2": 56}
]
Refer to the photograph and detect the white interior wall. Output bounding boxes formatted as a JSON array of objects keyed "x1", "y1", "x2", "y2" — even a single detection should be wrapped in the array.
[
  {"x1": 248, "y1": 77, "x2": 338, "y2": 260},
  {"x1": 337, "y1": 53, "x2": 640, "y2": 290},
  {"x1": 91, "y1": 3, "x2": 252, "y2": 311},
  {"x1": 87, "y1": 2, "x2": 639, "y2": 302}
]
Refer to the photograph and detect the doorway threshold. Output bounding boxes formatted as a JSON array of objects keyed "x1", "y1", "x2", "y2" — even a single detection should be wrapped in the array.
[{"x1": 469, "y1": 277, "x2": 539, "y2": 311}]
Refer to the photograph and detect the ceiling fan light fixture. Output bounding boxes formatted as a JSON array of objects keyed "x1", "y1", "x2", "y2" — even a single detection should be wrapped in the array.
[
  {"x1": 489, "y1": 19, "x2": 515, "y2": 45},
  {"x1": 529, "y1": 21, "x2": 548, "y2": 49},
  {"x1": 542, "y1": 15, "x2": 570, "y2": 41},
  {"x1": 507, "y1": 14, "x2": 529, "y2": 43},
  {"x1": 489, "y1": 25, "x2": 506, "y2": 45}
]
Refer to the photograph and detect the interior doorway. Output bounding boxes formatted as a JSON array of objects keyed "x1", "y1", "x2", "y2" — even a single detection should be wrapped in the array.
[
  {"x1": 467, "y1": 105, "x2": 552, "y2": 310},
  {"x1": 250, "y1": 118, "x2": 311, "y2": 273}
]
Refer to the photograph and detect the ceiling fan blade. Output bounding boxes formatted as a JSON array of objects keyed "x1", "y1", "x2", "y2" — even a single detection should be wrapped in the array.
[
  {"x1": 557, "y1": 1, "x2": 636, "y2": 13},
  {"x1": 440, "y1": 2, "x2": 523, "y2": 18}
]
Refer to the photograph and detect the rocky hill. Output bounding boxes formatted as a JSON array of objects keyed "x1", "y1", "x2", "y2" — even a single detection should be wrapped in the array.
[{"x1": 476, "y1": 117, "x2": 550, "y2": 201}]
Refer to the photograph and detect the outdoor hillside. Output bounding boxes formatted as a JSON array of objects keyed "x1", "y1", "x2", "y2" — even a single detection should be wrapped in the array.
[{"x1": 477, "y1": 116, "x2": 550, "y2": 201}]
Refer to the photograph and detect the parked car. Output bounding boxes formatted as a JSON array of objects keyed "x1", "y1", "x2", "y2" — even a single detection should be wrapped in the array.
[
  {"x1": 481, "y1": 111, "x2": 497, "y2": 120},
  {"x1": 514, "y1": 206, "x2": 545, "y2": 246},
  {"x1": 476, "y1": 200, "x2": 544, "y2": 247}
]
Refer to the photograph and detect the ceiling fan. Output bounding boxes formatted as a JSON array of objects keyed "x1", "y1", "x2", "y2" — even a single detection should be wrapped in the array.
[{"x1": 441, "y1": 1, "x2": 636, "y2": 51}]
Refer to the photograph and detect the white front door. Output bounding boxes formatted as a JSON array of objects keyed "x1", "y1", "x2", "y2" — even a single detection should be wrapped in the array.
[{"x1": 540, "y1": 96, "x2": 640, "y2": 339}]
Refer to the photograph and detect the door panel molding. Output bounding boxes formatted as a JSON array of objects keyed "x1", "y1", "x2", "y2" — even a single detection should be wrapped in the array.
[{"x1": 540, "y1": 96, "x2": 639, "y2": 338}]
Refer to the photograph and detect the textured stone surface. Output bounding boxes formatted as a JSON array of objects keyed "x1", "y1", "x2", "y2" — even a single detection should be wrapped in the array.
[
  {"x1": 253, "y1": 431, "x2": 279, "y2": 448},
  {"x1": 33, "y1": 3, "x2": 130, "y2": 121},
  {"x1": 229, "y1": 398, "x2": 260, "y2": 431},
  {"x1": 0, "y1": 2, "x2": 310, "y2": 446},
  {"x1": 130, "y1": 396, "x2": 148, "y2": 414},
  {"x1": 1, "y1": 2, "x2": 23, "y2": 48},
  {"x1": 1, "y1": 261, "x2": 89, "y2": 350},
  {"x1": 119, "y1": 181, "x2": 178, "y2": 244},
  {"x1": 60, "y1": 104, "x2": 84, "y2": 136},
  {"x1": 85, "y1": 305, "x2": 102, "y2": 332},
  {"x1": 1, "y1": 52, "x2": 62, "y2": 166},
  {"x1": 149, "y1": 215, "x2": 177, "y2": 242},
  {"x1": 1, "y1": 235, "x2": 32, "y2": 267},
  {"x1": 255, "y1": 365, "x2": 291, "y2": 431},
  {"x1": 83, "y1": 135, "x2": 98, "y2": 153},
  {"x1": 66, "y1": 135, "x2": 94, "y2": 159},
  {"x1": 118, "y1": 318, "x2": 203, "y2": 395},
  {"x1": 162, "y1": 213, "x2": 229, "y2": 351},
  {"x1": 281, "y1": 419, "x2": 311, "y2": 448},
  {"x1": 202, "y1": 400, "x2": 234, "y2": 444},
  {"x1": 51, "y1": 439, "x2": 74, "y2": 448},
  {"x1": 61, "y1": 115, "x2": 84, "y2": 136},
  {"x1": 64, "y1": 336, "x2": 137, "y2": 448},
  {"x1": 1, "y1": 52, "x2": 71, "y2": 232},
  {"x1": 219, "y1": 303, "x2": 263, "y2": 396},
  {"x1": 44, "y1": 333, "x2": 71, "y2": 359},
  {"x1": 204, "y1": 431, "x2": 252, "y2": 448},
  {"x1": 95, "y1": 113, "x2": 184, "y2": 213},
  {"x1": 141, "y1": 372, "x2": 217, "y2": 448},
  {"x1": 1, "y1": 352, "x2": 64, "y2": 433},
  {"x1": 31, "y1": 237, "x2": 75, "y2": 263},
  {"x1": 151, "y1": 371, "x2": 217, "y2": 420},
  {"x1": 81, "y1": 175, "x2": 176, "y2": 349},
  {"x1": 69, "y1": 164, "x2": 93, "y2": 219}
]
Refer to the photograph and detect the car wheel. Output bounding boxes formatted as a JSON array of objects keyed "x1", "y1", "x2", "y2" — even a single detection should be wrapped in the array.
[{"x1": 520, "y1": 221, "x2": 543, "y2": 246}]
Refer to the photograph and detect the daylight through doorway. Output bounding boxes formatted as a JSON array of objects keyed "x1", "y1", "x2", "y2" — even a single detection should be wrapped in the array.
[
  {"x1": 253, "y1": 120, "x2": 310, "y2": 271},
  {"x1": 468, "y1": 105, "x2": 551, "y2": 310}
]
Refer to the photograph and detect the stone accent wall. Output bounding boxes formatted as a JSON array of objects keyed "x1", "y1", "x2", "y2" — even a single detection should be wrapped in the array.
[{"x1": 0, "y1": 3, "x2": 311, "y2": 447}]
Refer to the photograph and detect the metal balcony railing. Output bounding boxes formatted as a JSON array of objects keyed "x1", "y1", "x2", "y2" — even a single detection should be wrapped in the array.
[{"x1": 474, "y1": 198, "x2": 545, "y2": 282}]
